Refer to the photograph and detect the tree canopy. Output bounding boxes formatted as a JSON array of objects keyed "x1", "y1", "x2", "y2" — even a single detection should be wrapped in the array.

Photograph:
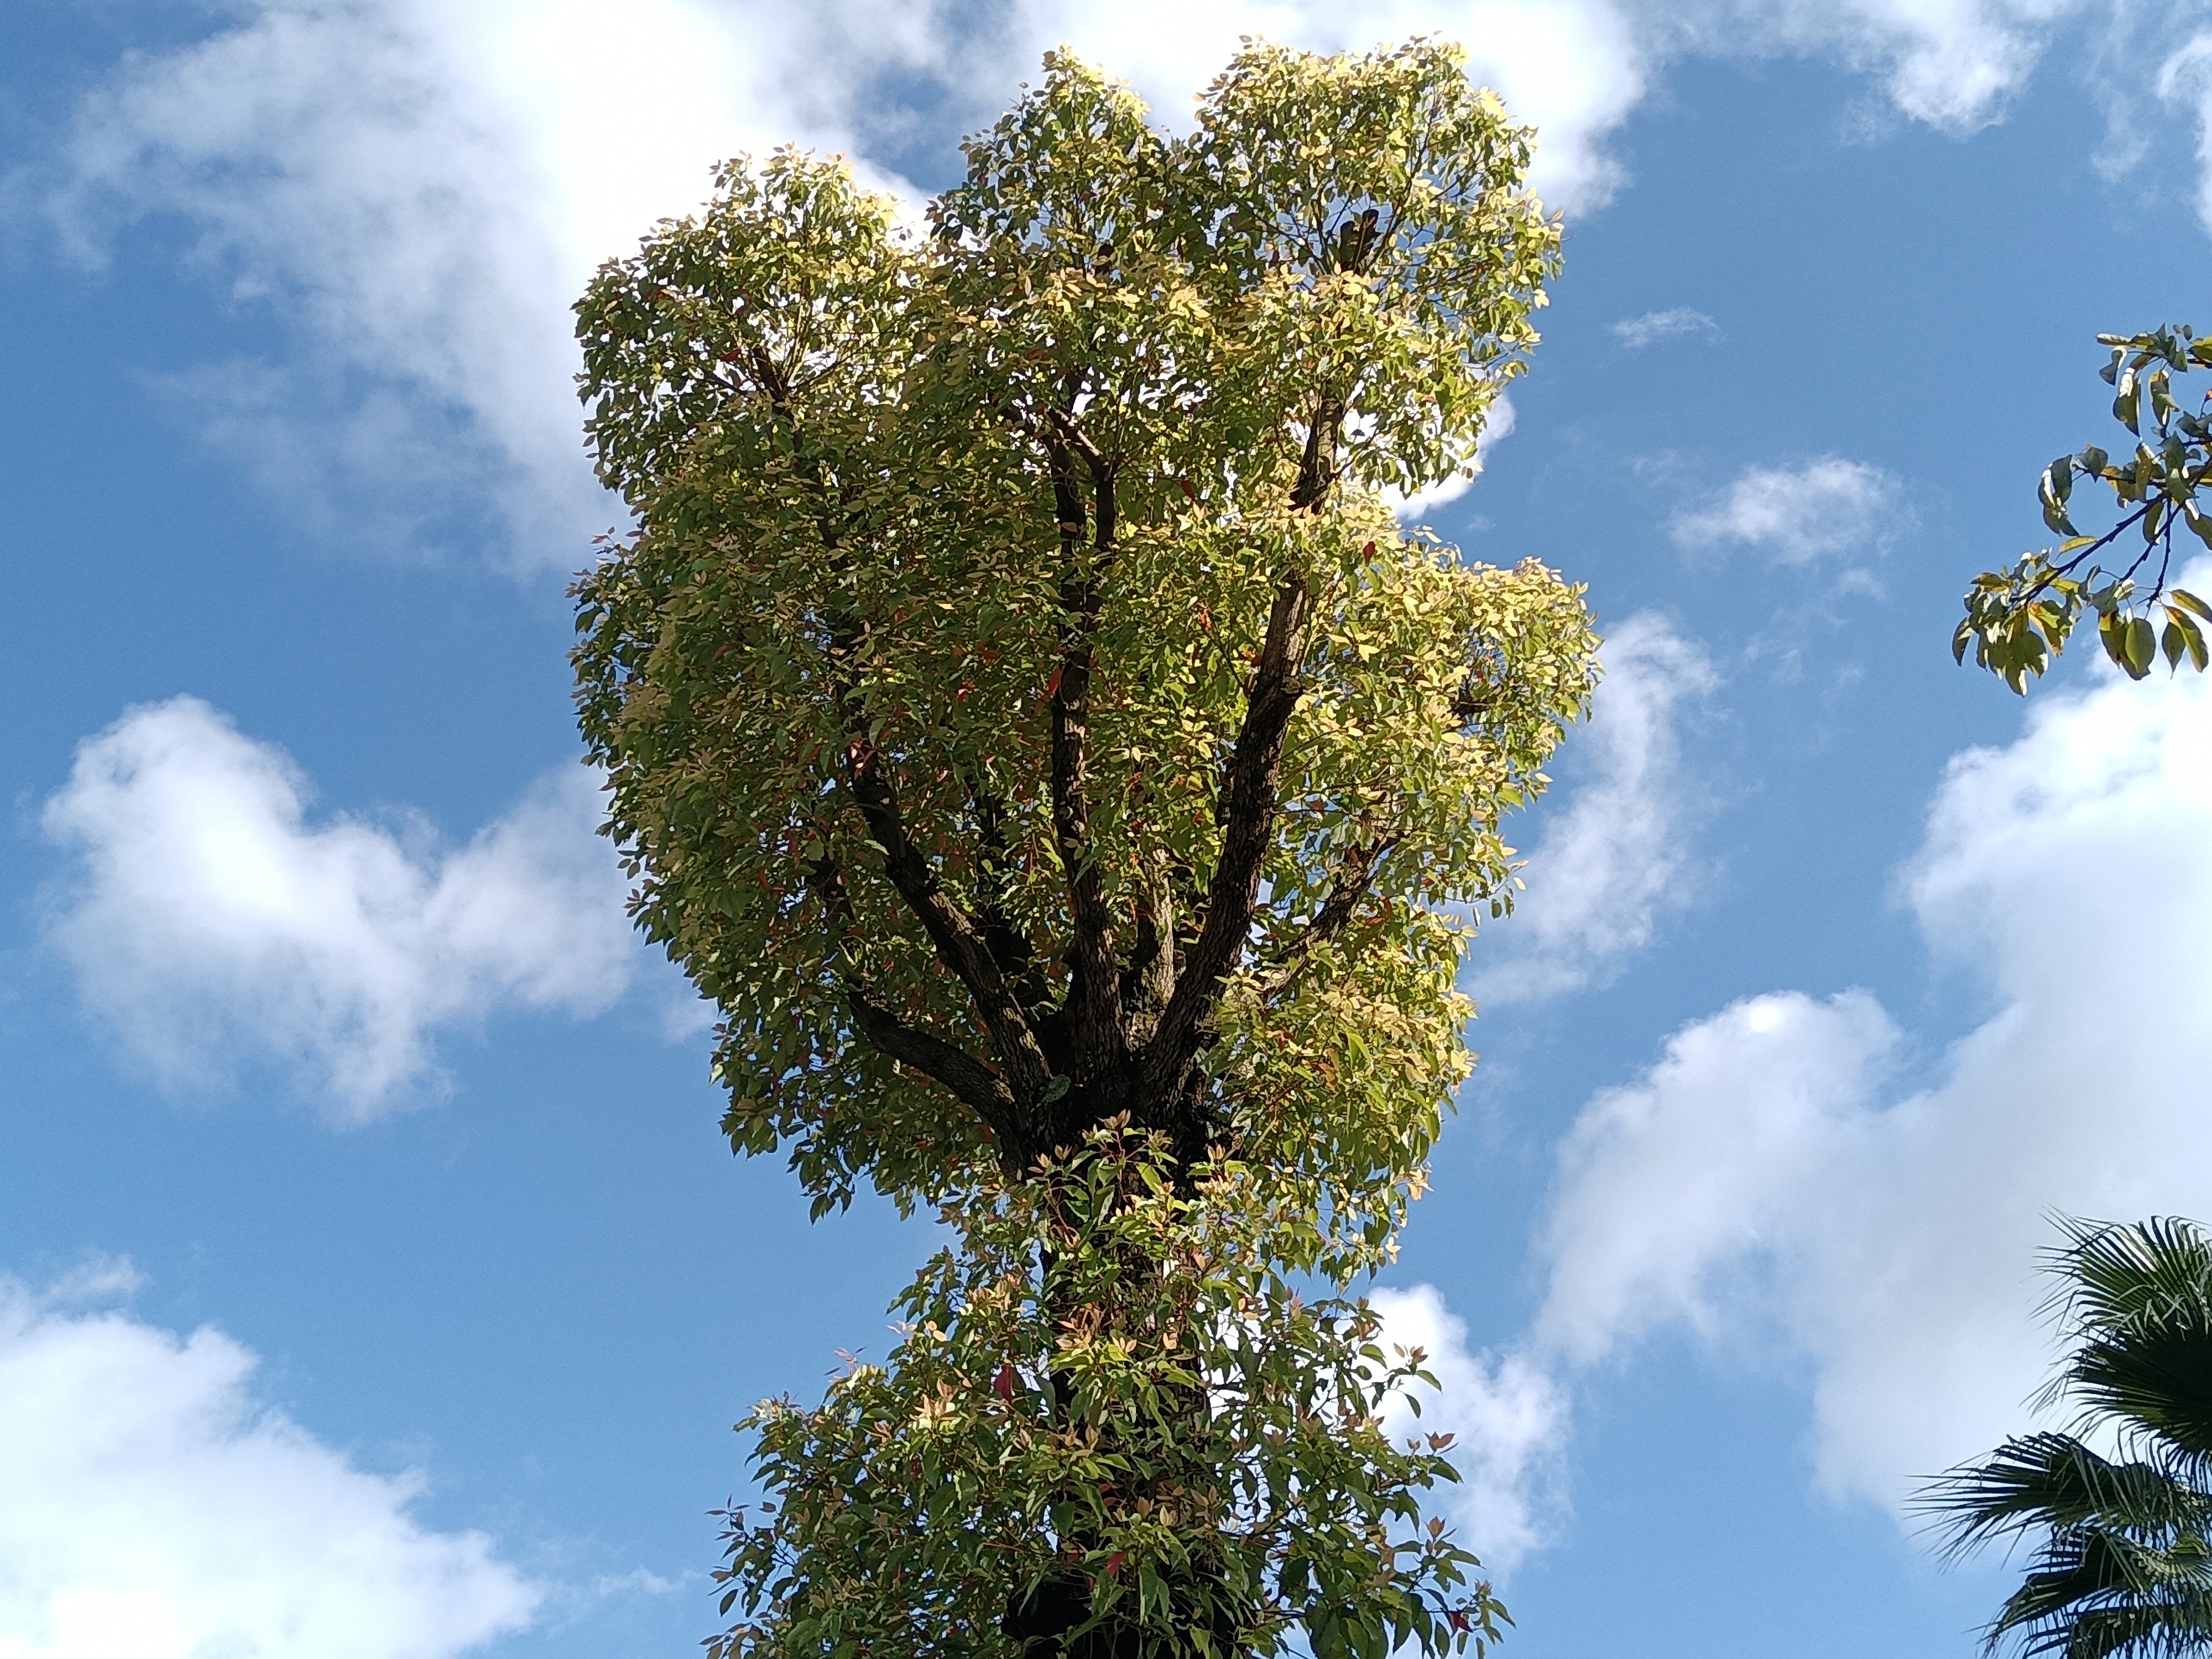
[
  {"x1": 1958, "y1": 326, "x2": 2212, "y2": 692},
  {"x1": 572, "y1": 39, "x2": 1595, "y2": 1658}
]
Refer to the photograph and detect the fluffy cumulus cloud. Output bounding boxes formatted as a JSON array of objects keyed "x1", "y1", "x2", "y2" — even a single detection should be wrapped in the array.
[
  {"x1": 39, "y1": 0, "x2": 2145, "y2": 561},
  {"x1": 1531, "y1": 656, "x2": 2212, "y2": 1514},
  {"x1": 0, "y1": 1272, "x2": 536, "y2": 1658},
  {"x1": 1609, "y1": 306, "x2": 1718, "y2": 349},
  {"x1": 1468, "y1": 612, "x2": 1719, "y2": 1006},
  {"x1": 1670, "y1": 456, "x2": 1903, "y2": 565},
  {"x1": 41, "y1": 697, "x2": 635, "y2": 1118},
  {"x1": 1372, "y1": 1286, "x2": 1567, "y2": 1574}
]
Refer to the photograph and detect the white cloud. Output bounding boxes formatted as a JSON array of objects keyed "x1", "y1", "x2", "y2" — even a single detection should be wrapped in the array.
[
  {"x1": 1387, "y1": 392, "x2": 1516, "y2": 522},
  {"x1": 0, "y1": 1275, "x2": 536, "y2": 1659},
  {"x1": 46, "y1": 0, "x2": 946, "y2": 565},
  {"x1": 42, "y1": 0, "x2": 2166, "y2": 565},
  {"x1": 1670, "y1": 456, "x2": 1902, "y2": 565},
  {"x1": 39, "y1": 1254, "x2": 150, "y2": 1310},
  {"x1": 1536, "y1": 988, "x2": 1902, "y2": 1365},
  {"x1": 1609, "y1": 306, "x2": 1718, "y2": 349},
  {"x1": 2157, "y1": 27, "x2": 2212, "y2": 235},
  {"x1": 1531, "y1": 654, "x2": 2212, "y2": 1516},
  {"x1": 1652, "y1": 0, "x2": 2084, "y2": 133},
  {"x1": 1372, "y1": 1285, "x2": 1567, "y2": 1575},
  {"x1": 1469, "y1": 612, "x2": 1719, "y2": 1006},
  {"x1": 41, "y1": 696, "x2": 635, "y2": 1119},
  {"x1": 1015, "y1": 0, "x2": 1651, "y2": 211}
]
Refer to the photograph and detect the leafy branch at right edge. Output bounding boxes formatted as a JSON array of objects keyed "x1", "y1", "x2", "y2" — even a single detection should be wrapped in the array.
[{"x1": 1958, "y1": 325, "x2": 2212, "y2": 691}]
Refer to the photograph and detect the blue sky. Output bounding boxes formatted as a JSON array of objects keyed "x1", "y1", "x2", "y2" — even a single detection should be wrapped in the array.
[{"x1": 2, "y1": 2, "x2": 2210, "y2": 1656}]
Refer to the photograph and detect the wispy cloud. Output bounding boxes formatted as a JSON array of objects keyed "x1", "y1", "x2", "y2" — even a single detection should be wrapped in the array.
[
  {"x1": 2157, "y1": 27, "x2": 2212, "y2": 234},
  {"x1": 1670, "y1": 456, "x2": 1902, "y2": 565},
  {"x1": 1609, "y1": 306, "x2": 1717, "y2": 349},
  {"x1": 0, "y1": 1276, "x2": 539, "y2": 1657},
  {"x1": 1649, "y1": 0, "x2": 2084, "y2": 133},
  {"x1": 43, "y1": 0, "x2": 948, "y2": 566},
  {"x1": 41, "y1": 697, "x2": 635, "y2": 1118},
  {"x1": 1469, "y1": 612, "x2": 1719, "y2": 1006}
]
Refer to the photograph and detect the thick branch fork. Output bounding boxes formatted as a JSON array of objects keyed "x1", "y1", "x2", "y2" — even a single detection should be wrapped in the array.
[{"x1": 818, "y1": 392, "x2": 1349, "y2": 1172}]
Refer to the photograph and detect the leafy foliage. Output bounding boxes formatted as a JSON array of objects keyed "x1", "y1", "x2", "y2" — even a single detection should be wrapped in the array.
[
  {"x1": 1919, "y1": 1218, "x2": 2212, "y2": 1658},
  {"x1": 1958, "y1": 327, "x2": 2212, "y2": 692},
  {"x1": 571, "y1": 38, "x2": 1593, "y2": 1658},
  {"x1": 712, "y1": 1129, "x2": 1507, "y2": 1659}
]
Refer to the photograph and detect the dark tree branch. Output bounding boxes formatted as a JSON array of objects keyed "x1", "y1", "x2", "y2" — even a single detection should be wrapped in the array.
[
  {"x1": 1257, "y1": 834, "x2": 1399, "y2": 1000},
  {"x1": 1290, "y1": 395, "x2": 1345, "y2": 513},
  {"x1": 967, "y1": 781, "x2": 1052, "y2": 1013},
  {"x1": 845, "y1": 988, "x2": 1025, "y2": 1162},
  {"x1": 1043, "y1": 415, "x2": 1127, "y2": 1103},
  {"x1": 1138, "y1": 565, "x2": 1314, "y2": 1105},
  {"x1": 1120, "y1": 841, "x2": 1178, "y2": 1039},
  {"x1": 835, "y1": 723, "x2": 1055, "y2": 1104},
  {"x1": 766, "y1": 364, "x2": 1056, "y2": 1113},
  {"x1": 808, "y1": 853, "x2": 1027, "y2": 1160}
]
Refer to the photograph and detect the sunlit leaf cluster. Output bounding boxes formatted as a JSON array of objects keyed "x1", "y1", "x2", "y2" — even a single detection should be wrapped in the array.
[{"x1": 1958, "y1": 326, "x2": 2212, "y2": 692}]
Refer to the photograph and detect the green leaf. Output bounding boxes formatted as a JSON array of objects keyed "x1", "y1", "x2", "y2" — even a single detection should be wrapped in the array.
[
  {"x1": 2123, "y1": 613, "x2": 2157, "y2": 679},
  {"x1": 2168, "y1": 605, "x2": 2209, "y2": 671},
  {"x1": 2041, "y1": 458, "x2": 2079, "y2": 535},
  {"x1": 2116, "y1": 368, "x2": 2142, "y2": 434},
  {"x1": 2099, "y1": 604, "x2": 2127, "y2": 666},
  {"x1": 2150, "y1": 369, "x2": 2179, "y2": 429}
]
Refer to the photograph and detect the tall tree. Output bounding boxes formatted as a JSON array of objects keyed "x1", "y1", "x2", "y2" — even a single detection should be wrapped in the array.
[
  {"x1": 572, "y1": 40, "x2": 1597, "y2": 1658},
  {"x1": 1957, "y1": 327, "x2": 2212, "y2": 692},
  {"x1": 1920, "y1": 1218, "x2": 2212, "y2": 1658}
]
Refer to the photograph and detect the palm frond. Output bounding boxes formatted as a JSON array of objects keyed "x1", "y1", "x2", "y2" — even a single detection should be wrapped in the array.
[
  {"x1": 2068, "y1": 1325, "x2": 2212, "y2": 1467},
  {"x1": 2049, "y1": 1218, "x2": 2212, "y2": 1345},
  {"x1": 1919, "y1": 1434, "x2": 2212, "y2": 1557},
  {"x1": 1919, "y1": 1215, "x2": 2212, "y2": 1659}
]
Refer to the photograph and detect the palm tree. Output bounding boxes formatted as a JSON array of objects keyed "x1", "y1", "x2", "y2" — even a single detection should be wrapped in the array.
[{"x1": 1919, "y1": 1217, "x2": 2212, "y2": 1658}]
